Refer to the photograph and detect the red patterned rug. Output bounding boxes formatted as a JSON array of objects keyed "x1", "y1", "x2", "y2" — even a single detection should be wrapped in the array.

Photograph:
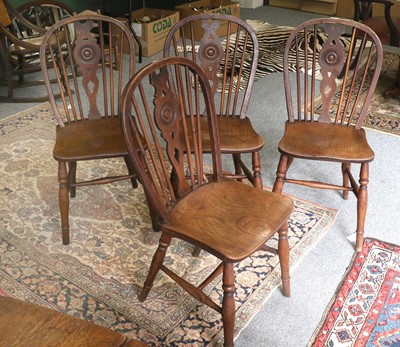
[{"x1": 308, "y1": 238, "x2": 400, "y2": 346}]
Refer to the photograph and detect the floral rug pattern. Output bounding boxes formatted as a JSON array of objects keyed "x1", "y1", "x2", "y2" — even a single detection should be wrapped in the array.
[
  {"x1": 0, "y1": 104, "x2": 338, "y2": 346},
  {"x1": 308, "y1": 238, "x2": 400, "y2": 347}
]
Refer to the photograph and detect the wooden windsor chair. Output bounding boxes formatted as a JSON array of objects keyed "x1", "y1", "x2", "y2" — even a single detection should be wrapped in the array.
[
  {"x1": 272, "y1": 17, "x2": 383, "y2": 252},
  {"x1": 40, "y1": 13, "x2": 139, "y2": 245},
  {"x1": 120, "y1": 56, "x2": 294, "y2": 347}
]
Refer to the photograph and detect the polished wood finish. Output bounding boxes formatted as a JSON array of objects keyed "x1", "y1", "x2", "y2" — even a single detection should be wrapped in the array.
[
  {"x1": 164, "y1": 14, "x2": 264, "y2": 189},
  {"x1": 120, "y1": 56, "x2": 294, "y2": 347},
  {"x1": 40, "y1": 13, "x2": 138, "y2": 245},
  {"x1": 0, "y1": 0, "x2": 73, "y2": 102},
  {"x1": 0, "y1": 296, "x2": 147, "y2": 347},
  {"x1": 353, "y1": 0, "x2": 400, "y2": 97},
  {"x1": 273, "y1": 17, "x2": 383, "y2": 252}
]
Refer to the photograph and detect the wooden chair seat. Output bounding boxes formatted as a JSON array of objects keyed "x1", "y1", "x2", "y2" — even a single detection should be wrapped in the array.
[
  {"x1": 278, "y1": 122, "x2": 374, "y2": 162},
  {"x1": 9, "y1": 30, "x2": 66, "y2": 54},
  {"x1": 54, "y1": 117, "x2": 128, "y2": 161},
  {"x1": 194, "y1": 116, "x2": 264, "y2": 153},
  {"x1": 0, "y1": 296, "x2": 148, "y2": 347},
  {"x1": 168, "y1": 180, "x2": 293, "y2": 262}
]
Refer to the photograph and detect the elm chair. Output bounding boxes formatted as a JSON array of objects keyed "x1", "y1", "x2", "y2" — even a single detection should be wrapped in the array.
[
  {"x1": 0, "y1": 0, "x2": 73, "y2": 102},
  {"x1": 40, "y1": 13, "x2": 138, "y2": 245},
  {"x1": 164, "y1": 14, "x2": 264, "y2": 189},
  {"x1": 272, "y1": 17, "x2": 383, "y2": 252},
  {"x1": 120, "y1": 56, "x2": 294, "y2": 347},
  {"x1": 353, "y1": 0, "x2": 400, "y2": 97}
]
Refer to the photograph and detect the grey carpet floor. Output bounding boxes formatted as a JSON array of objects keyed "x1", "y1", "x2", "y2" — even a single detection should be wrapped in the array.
[{"x1": 1, "y1": 6, "x2": 399, "y2": 347}]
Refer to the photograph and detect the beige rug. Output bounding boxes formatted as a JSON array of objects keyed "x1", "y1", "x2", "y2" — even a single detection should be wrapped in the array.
[{"x1": 0, "y1": 103, "x2": 338, "y2": 346}]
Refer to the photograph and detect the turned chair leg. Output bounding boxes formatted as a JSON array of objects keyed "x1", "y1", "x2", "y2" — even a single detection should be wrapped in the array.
[
  {"x1": 342, "y1": 162, "x2": 351, "y2": 200},
  {"x1": 278, "y1": 223, "x2": 290, "y2": 297},
  {"x1": 252, "y1": 151, "x2": 262, "y2": 189},
  {"x1": 68, "y1": 161, "x2": 77, "y2": 198},
  {"x1": 138, "y1": 233, "x2": 172, "y2": 302},
  {"x1": 273, "y1": 154, "x2": 290, "y2": 193},
  {"x1": 232, "y1": 153, "x2": 243, "y2": 183},
  {"x1": 222, "y1": 262, "x2": 235, "y2": 347},
  {"x1": 58, "y1": 161, "x2": 70, "y2": 245},
  {"x1": 356, "y1": 163, "x2": 369, "y2": 252}
]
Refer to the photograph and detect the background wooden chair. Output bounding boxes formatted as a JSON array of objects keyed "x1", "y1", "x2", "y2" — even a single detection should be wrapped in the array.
[
  {"x1": 164, "y1": 14, "x2": 264, "y2": 189},
  {"x1": 353, "y1": 0, "x2": 400, "y2": 97},
  {"x1": 272, "y1": 17, "x2": 383, "y2": 252},
  {"x1": 40, "y1": 13, "x2": 138, "y2": 245},
  {"x1": 0, "y1": 0, "x2": 73, "y2": 102},
  {"x1": 120, "y1": 56, "x2": 294, "y2": 347},
  {"x1": 0, "y1": 296, "x2": 148, "y2": 347}
]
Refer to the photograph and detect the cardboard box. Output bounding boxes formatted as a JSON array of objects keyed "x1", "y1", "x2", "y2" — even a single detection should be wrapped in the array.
[
  {"x1": 269, "y1": 0, "x2": 301, "y2": 10},
  {"x1": 175, "y1": 0, "x2": 240, "y2": 39},
  {"x1": 336, "y1": 0, "x2": 354, "y2": 18},
  {"x1": 301, "y1": 0, "x2": 338, "y2": 15},
  {"x1": 119, "y1": 8, "x2": 179, "y2": 57}
]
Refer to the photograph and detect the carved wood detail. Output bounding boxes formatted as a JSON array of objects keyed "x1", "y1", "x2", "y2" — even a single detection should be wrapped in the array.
[
  {"x1": 73, "y1": 20, "x2": 101, "y2": 119},
  {"x1": 318, "y1": 23, "x2": 345, "y2": 123}
]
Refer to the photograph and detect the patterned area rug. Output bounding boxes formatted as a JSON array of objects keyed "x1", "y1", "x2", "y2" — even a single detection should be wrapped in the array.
[
  {"x1": 0, "y1": 103, "x2": 338, "y2": 346},
  {"x1": 307, "y1": 238, "x2": 400, "y2": 346}
]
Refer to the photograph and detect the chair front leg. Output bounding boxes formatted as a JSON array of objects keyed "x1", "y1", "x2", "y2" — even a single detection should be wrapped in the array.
[
  {"x1": 273, "y1": 154, "x2": 290, "y2": 193},
  {"x1": 356, "y1": 162, "x2": 369, "y2": 252},
  {"x1": 222, "y1": 262, "x2": 235, "y2": 347},
  {"x1": 58, "y1": 161, "x2": 70, "y2": 245},
  {"x1": 278, "y1": 222, "x2": 290, "y2": 297},
  {"x1": 138, "y1": 233, "x2": 172, "y2": 302}
]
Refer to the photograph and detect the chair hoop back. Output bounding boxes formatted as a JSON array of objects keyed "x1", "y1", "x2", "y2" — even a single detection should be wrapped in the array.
[
  {"x1": 283, "y1": 17, "x2": 383, "y2": 129},
  {"x1": 40, "y1": 13, "x2": 136, "y2": 126}
]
